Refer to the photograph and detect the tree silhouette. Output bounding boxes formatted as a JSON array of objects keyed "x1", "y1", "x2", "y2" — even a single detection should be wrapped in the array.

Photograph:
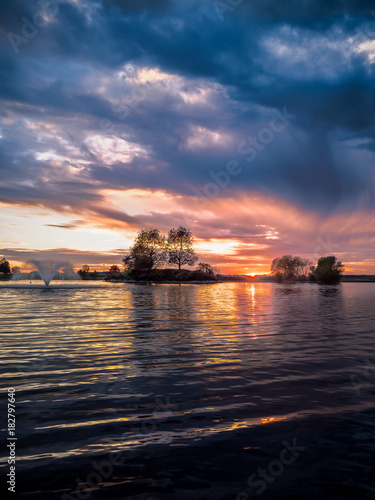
[
  {"x1": 167, "y1": 226, "x2": 198, "y2": 270},
  {"x1": 271, "y1": 255, "x2": 299, "y2": 280},
  {"x1": 271, "y1": 255, "x2": 313, "y2": 281},
  {"x1": 197, "y1": 262, "x2": 220, "y2": 275},
  {"x1": 0, "y1": 258, "x2": 11, "y2": 274},
  {"x1": 123, "y1": 228, "x2": 167, "y2": 271},
  {"x1": 106, "y1": 265, "x2": 122, "y2": 280},
  {"x1": 311, "y1": 256, "x2": 344, "y2": 283},
  {"x1": 78, "y1": 265, "x2": 90, "y2": 279}
]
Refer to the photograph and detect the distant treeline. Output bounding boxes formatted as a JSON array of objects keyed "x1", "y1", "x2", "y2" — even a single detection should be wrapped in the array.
[{"x1": 271, "y1": 255, "x2": 344, "y2": 284}]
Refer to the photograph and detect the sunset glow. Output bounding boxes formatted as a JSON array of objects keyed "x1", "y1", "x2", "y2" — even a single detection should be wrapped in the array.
[
  {"x1": 1, "y1": 1, "x2": 374, "y2": 275},
  {"x1": 2, "y1": 2, "x2": 375, "y2": 499}
]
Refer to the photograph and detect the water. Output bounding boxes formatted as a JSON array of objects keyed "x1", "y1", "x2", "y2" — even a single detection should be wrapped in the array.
[{"x1": 1, "y1": 281, "x2": 374, "y2": 499}]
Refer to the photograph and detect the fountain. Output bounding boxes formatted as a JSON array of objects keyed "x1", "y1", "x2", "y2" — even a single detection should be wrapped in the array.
[
  {"x1": 12, "y1": 260, "x2": 80, "y2": 286},
  {"x1": 30, "y1": 260, "x2": 69, "y2": 286}
]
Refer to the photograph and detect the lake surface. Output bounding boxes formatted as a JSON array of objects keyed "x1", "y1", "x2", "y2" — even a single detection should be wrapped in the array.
[{"x1": 1, "y1": 281, "x2": 375, "y2": 499}]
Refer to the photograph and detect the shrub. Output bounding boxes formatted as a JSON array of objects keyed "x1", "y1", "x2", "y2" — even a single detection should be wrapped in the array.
[
  {"x1": 186, "y1": 270, "x2": 217, "y2": 281},
  {"x1": 175, "y1": 270, "x2": 190, "y2": 281},
  {"x1": 311, "y1": 256, "x2": 344, "y2": 284}
]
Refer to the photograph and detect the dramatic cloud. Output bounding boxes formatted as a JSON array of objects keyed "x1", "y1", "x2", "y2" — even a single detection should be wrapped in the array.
[{"x1": 0, "y1": 0, "x2": 374, "y2": 273}]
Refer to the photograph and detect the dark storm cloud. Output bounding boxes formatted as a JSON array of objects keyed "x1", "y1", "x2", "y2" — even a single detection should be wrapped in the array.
[
  {"x1": 233, "y1": 0, "x2": 375, "y2": 26},
  {"x1": 0, "y1": 0, "x2": 375, "y2": 218},
  {"x1": 102, "y1": 0, "x2": 173, "y2": 14}
]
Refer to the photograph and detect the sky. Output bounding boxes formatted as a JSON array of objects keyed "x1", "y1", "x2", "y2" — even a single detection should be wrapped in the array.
[{"x1": 0, "y1": 0, "x2": 375, "y2": 274}]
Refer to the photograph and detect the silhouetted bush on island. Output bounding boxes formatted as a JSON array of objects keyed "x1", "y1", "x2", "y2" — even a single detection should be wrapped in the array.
[
  {"x1": 186, "y1": 270, "x2": 217, "y2": 281},
  {"x1": 310, "y1": 256, "x2": 344, "y2": 284}
]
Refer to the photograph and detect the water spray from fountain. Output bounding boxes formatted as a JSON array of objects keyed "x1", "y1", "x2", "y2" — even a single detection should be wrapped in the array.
[
  {"x1": 31, "y1": 260, "x2": 70, "y2": 286},
  {"x1": 12, "y1": 260, "x2": 80, "y2": 286}
]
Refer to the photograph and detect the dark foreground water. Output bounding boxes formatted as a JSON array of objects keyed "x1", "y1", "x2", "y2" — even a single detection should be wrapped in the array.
[{"x1": 1, "y1": 281, "x2": 375, "y2": 499}]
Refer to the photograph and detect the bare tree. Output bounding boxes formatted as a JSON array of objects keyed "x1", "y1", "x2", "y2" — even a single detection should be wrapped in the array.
[{"x1": 167, "y1": 226, "x2": 198, "y2": 270}]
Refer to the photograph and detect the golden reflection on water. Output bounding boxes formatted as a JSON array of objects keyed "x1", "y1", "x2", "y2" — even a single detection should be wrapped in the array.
[
  {"x1": 9, "y1": 400, "x2": 373, "y2": 464},
  {"x1": 1, "y1": 281, "x2": 375, "y2": 466}
]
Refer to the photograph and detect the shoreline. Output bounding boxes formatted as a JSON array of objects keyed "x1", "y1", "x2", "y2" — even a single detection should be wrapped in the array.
[
  {"x1": 120, "y1": 280, "x2": 222, "y2": 284},
  {"x1": 107, "y1": 277, "x2": 375, "y2": 284}
]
